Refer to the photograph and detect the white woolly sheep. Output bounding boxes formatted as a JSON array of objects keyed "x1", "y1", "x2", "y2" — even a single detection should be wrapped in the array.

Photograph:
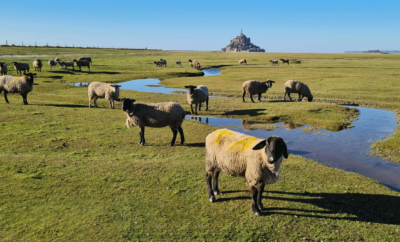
[
  {"x1": 0, "y1": 62, "x2": 8, "y2": 75},
  {"x1": 269, "y1": 60, "x2": 279, "y2": 66},
  {"x1": 88, "y1": 82, "x2": 121, "y2": 109},
  {"x1": 12, "y1": 62, "x2": 29, "y2": 75},
  {"x1": 189, "y1": 59, "x2": 201, "y2": 69},
  {"x1": 280, "y1": 59, "x2": 289, "y2": 65},
  {"x1": 48, "y1": 60, "x2": 57, "y2": 70},
  {"x1": 284, "y1": 80, "x2": 313, "y2": 102},
  {"x1": 0, "y1": 73, "x2": 37, "y2": 104},
  {"x1": 184, "y1": 85, "x2": 209, "y2": 115},
  {"x1": 121, "y1": 97, "x2": 186, "y2": 146},
  {"x1": 242, "y1": 80, "x2": 275, "y2": 103},
  {"x1": 205, "y1": 129, "x2": 288, "y2": 215},
  {"x1": 73, "y1": 59, "x2": 90, "y2": 71},
  {"x1": 78, "y1": 57, "x2": 92, "y2": 65},
  {"x1": 33, "y1": 59, "x2": 43, "y2": 72},
  {"x1": 238, "y1": 59, "x2": 247, "y2": 65},
  {"x1": 60, "y1": 61, "x2": 75, "y2": 70}
]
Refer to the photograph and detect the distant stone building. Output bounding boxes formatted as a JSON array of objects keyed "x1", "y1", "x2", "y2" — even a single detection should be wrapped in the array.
[
  {"x1": 362, "y1": 49, "x2": 382, "y2": 53},
  {"x1": 220, "y1": 30, "x2": 265, "y2": 52}
]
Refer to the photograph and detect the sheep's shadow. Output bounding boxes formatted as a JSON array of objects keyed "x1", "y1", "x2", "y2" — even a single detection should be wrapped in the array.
[
  {"x1": 41, "y1": 75, "x2": 63, "y2": 79},
  {"x1": 50, "y1": 70, "x2": 76, "y2": 75},
  {"x1": 37, "y1": 104, "x2": 88, "y2": 108},
  {"x1": 185, "y1": 143, "x2": 205, "y2": 147},
  {"x1": 85, "y1": 71, "x2": 121, "y2": 75},
  {"x1": 224, "y1": 109, "x2": 266, "y2": 117}
]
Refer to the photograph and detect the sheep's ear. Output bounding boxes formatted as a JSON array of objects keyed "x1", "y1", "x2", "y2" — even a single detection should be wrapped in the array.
[
  {"x1": 184, "y1": 86, "x2": 190, "y2": 88},
  {"x1": 281, "y1": 139, "x2": 288, "y2": 159},
  {"x1": 252, "y1": 140, "x2": 267, "y2": 150}
]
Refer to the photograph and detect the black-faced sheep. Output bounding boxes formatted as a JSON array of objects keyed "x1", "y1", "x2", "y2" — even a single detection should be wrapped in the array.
[
  {"x1": 88, "y1": 82, "x2": 121, "y2": 109},
  {"x1": 0, "y1": 73, "x2": 36, "y2": 104},
  {"x1": 121, "y1": 98, "x2": 186, "y2": 146},
  {"x1": 78, "y1": 57, "x2": 92, "y2": 65},
  {"x1": 238, "y1": 59, "x2": 247, "y2": 65},
  {"x1": 12, "y1": 62, "x2": 29, "y2": 75},
  {"x1": 60, "y1": 61, "x2": 75, "y2": 70},
  {"x1": 284, "y1": 80, "x2": 313, "y2": 102},
  {"x1": 189, "y1": 59, "x2": 201, "y2": 69},
  {"x1": 280, "y1": 59, "x2": 289, "y2": 65},
  {"x1": 175, "y1": 61, "x2": 181, "y2": 66},
  {"x1": 32, "y1": 59, "x2": 43, "y2": 72},
  {"x1": 184, "y1": 85, "x2": 209, "y2": 115},
  {"x1": 73, "y1": 59, "x2": 90, "y2": 71},
  {"x1": 0, "y1": 62, "x2": 8, "y2": 75},
  {"x1": 205, "y1": 129, "x2": 288, "y2": 216},
  {"x1": 269, "y1": 60, "x2": 279, "y2": 66},
  {"x1": 48, "y1": 60, "x2": 57, "y2": 70},
  {"x1": 242, "y1": 80, "x2": 275, "y2": 103}
]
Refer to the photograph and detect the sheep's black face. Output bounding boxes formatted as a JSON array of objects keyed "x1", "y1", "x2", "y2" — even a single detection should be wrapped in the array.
[
  {"x1": 121, "y1": 98, "x2": 136, "y2": 114},
  {"x1": 308, "y1": 95, "x2": 313, "y2": 102},
  {"x1": 184, "y1": 85, "x2": 196, "y2": 95},
  {"x1": 265, "y1": 136, "x2": 288, "y2": 164}
]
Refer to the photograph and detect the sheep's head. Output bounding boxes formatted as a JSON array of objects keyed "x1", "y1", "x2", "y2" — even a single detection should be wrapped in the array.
[
  {"x1": 253, "y1": 136, "x2": 288, "y2": 164},
  {"x1": 308, "y1": 95, "x2": 313, "y2": 102},
  {"x1": 121, "y1": 97, "x2": 136, "y2": 116},
  {"x1": 110, "y1": 84, "x2": 121, "y2": 95},
  {"x1": 264, "y1": 80, "x2": 275, "y2": 88},
  {"x1": 12, "y1": 62, "x2": 18, "y2": 65},
  {"x1": 188, "y1": 59, "x2": 192, "y2": 63},
  {"x1": 73, "y1": 59, "x2": 77, "y2": 62},
  {"x1": 184, "y1": 85, "x2": 197, "y2": 95},
  {"x1": 24, "y1": 73, "x2": 37, "y2": 83}
]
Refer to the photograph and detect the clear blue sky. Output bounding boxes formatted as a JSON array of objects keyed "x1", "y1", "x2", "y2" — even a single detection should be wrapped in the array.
[{"x1": 2, "y1": 0, "x2": 399, "y2": 52}]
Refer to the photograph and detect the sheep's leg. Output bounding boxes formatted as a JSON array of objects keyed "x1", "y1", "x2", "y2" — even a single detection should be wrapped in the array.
[
  {"x1": 195, "y1": 104, "x2": 198, "y2": 115},
  {"x1": 89, "y1": 96, "x2": 93, "y2": 108},
  {"x1": 242, "y1": 91, "x2": 246, "y2": 102},
  {"x1": 190, "y1": 104, "x2": 194, "y2": 115},
  {"x1": 250, "y1": 186, "x2": 261, "y2": 216},
  {"x1": 284, "y1": 92, "x2": 287, "y2": 101},
  {"x1": 198, "y1": 102, "x2": 201, "y2": 111},
  {"x1": 206, "y1": 96, "x2": 209, "y2": 110},
  {"x1": 109, "y1": 100, "x2": 113, "y2": 109},
  {"x1": 22, "y1": 93, "x2": 28, "y2": 105},
  {"x1": 178, "y1": 126, "x2": 185, "y2": 144},
  {"x1": 250, "y1": 95, "x2": 255, "y2": 103},
  {"x1": 4, "y1": 90, "x2": 9, "y2": 103},
  {"x1": 288, "y1": 93, "x2": 293, "y2": 101},
  {"x1": 206, "y1": 171, "x2": 216, "y2": 202},
  {"x1": 139, "y1": 127, "x2": 145, "y2": 146},
  {"x1": 298, "y1": 94, "x2": 303, "y2": 101},
  {"x1": 258, "y1": 93, "x2": 262, "y2": 102},
  {"x1": 212, "y1": 169, "x2": 221, "y2": 195},
  {"x1": 169, "y1": 127, "x2": 178, "y2": 146},
  {"x1": 94, "y1": 97, "x2": 98, "y2": 108},
  {"x1": 257, "y1": 183, "x2": 265, "y2": 211}
]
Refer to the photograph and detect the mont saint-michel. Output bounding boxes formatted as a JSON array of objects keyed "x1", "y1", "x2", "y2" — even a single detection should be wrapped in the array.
[{"x1": 220, "y1": 30, "x2": 265, "y2": 52}]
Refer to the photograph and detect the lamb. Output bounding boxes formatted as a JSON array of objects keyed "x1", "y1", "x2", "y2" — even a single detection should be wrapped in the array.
[
  {"x1": 77, "y1": 57, "x2": 92, "y2": 65},
  {"x1": 48, "y1": 60, "x2": 57, "y2": 70},
  {"x1": 73, "y1": 59, "x2": 90, "y2": 71},
  {"x1": 0, "y1": 62, "x2": 8, "y2": 75},
  {"x1": 280, "y1": 59, "x2": 290, "y2": 65},
  {"x1": 60, "y1": 61, "x2": 75, "y2": 70},
  {"x1": 32, "y1": 59, "x2": 43, "y2": 72},
  {"x1": 284, "y1": 80, "x2": 313, "y2": 102},
  {"x1": 189, "y1": 59, "x2": 201, "y2": 69},
  {"x1": 242, "y1": 80, "x2": 275, "y2": 103},
  {"x1": 205, "y1": 129, "x2": 288, "y2": 215},
  {"x1": 88, "y1": 82, "x2": 121, "y2": 109},
  {"x1": 238, "y1": 59, "x2": 247, "y2": 65},
  {"x1": 269, "y1": 60, "x2": 279, "y2": 66},
  {"x1": 12, "y1": 62, "x2": 29, "y2": 75},
  {"x1": 121, "y1": 97, "x2": 185, "y2": 146},
  {"x1": 184, "y1": 85, "x2": 209, "y2": 115},
  {"x1": 0, "y1": 73, "x2": 36, "y2": 104},
  {"x1": 175, "y1": 61, "x2": 181, "y2": 66}
]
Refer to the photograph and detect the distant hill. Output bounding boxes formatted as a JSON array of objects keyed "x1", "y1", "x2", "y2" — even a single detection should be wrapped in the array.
[{"x1": 344, "y1": 50, "x2": 400, "y2": 54}]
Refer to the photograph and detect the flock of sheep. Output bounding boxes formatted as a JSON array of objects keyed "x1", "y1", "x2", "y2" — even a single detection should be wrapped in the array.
[{"x1": 0, "y1": 56, "x2": 314, "y2": 216}]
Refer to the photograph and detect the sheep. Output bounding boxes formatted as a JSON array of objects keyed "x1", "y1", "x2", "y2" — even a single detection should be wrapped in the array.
[
  {"x1": 205, "y1": 129, "x2": 288, "y2": 215},
  {"x1": 73, "y1": 59, "x2": 90, "y2": 71},
  {"x1": 238, "y1": 59, "x2": 247, "y2": 65},
  {"x1": 121, "y1": 97, "x2": 186, "y2": 146},
  {"x1": 88, "y1": 82, "x2": 121, "y2": 109},
  {"x1": 189, "y1": 59, "x2": 201, "y2": 69},
  {"x1": 0, "y1": 62, "x2": 8, "y2": 75},
  {"x1": 159, "y1": 59, "x2": 167, "y2": 67},
  {"x1": 153, "y1": 61, "x2": 162, "y2": 67},
  {"x1": 280, "y1": 59, "x2": 290, "y2": 65},
  {"x1": 269, "y1": 60, "x2": 279, "y2": 66},
  {"x1": 242, "y1": 80, "x2": 275, "y2": 103},
  {"x1": 184, "y1": 85, "x2": 209, "y2": 115},
  {"x1": 77, "y1": 57, "x2": 92, "y2": 65},
  {"x1": 54, "y1": 58, "x2": 61, "y2": 67},
  {"x1": 175, "y1": 61, "x2": 181, "y2": 66},
  {"x1": 32, "y1": 59, "x2": 43, "y2": 72},
  {"x1": 12, "y1": 62, "x2": 29, "y2": 75},
  {"x1": 48, "y1": 60, "x2": 57, "y2": 70},
  {"x1": 284, "y1": 80, "x2": 313, "y2": 102},
  {"x1": 60, "y1": 61, "x2": 75, "y2": 70},
  {"x1": 0, "y1": 73, "x2": 36, "y2": 104}
]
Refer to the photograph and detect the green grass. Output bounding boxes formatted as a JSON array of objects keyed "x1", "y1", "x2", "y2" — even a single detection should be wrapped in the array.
[{"x1": 1, "y1": 47, "x2": 400, "y2": 241}]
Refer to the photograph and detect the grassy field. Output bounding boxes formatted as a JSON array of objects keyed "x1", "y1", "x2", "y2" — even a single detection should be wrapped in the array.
[{"x1": 1, "y1": 47, "x2": 400, "y2": 241}]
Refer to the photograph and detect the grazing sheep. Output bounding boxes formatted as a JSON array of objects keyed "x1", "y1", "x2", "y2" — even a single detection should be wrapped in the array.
[
  {"x1": 189, "y1": 59, "x2": 201, "y2": 69},
  {"x1": 269, "y1": 60, "x2": 279, "y2": 66},
  {"x1": 184, "y1": 85, "x2": 209, "y2": 115},
  {"x1": 284, "y1": 80, "x2": 313, "y2": 102},
  {"x1": 242, "y1": 80, "x2": 275, "y2": 103},
  {"x1": 238, "y1": 59, "x2": 247, "y2": 65},
  {"x1": 159, "y1": 59, "x2": 167, "y2": 67},
  {"x1": 88, "y1": 82, "x2": 121, "y2": 109},
  {"x1": 280, "y1": 59, "x2": 290, "y2": 65},
  {"x1": 54, "y1": 58, "x2": 61, "y2": 67},
  {"x1": 12, "y1": 62, "x2": 29, "y2": 75},
  {"x1": 77, "y1": 57, "x2": 92, "y2": 65},
  {"x1": 73, "y1": 59, "x2": 90, "y2": 71},
  {"x1": 48, "y1": 60, "x2": 57, "y2": 70},
  {"x1": 0, "y1": 62, "x2": 8, "y2": 75},
  {"x1": 205, "y1": 129, "x2": 288, "y2": 215},
  {"x1": 121, "y1": 97, "x2": 186, "y2": 146},
  {"x1": 60, "y1": 61, "x2": 75, "y2": 70},
  {"x1": 32, "y1": 59, "x2": 43, "y2": 72},
  {"x1": 154, "y1": 61, "x2": 162, "y2": 67},
  {"x1": 0, "y1": 73, "x2": 36, "y2": 104},
  {"x1": 175, "y1": 61, "x2": 181, "y2": 66}
]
